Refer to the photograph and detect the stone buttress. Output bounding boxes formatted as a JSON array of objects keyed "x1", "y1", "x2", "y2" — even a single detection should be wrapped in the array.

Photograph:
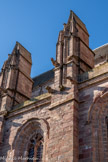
[
  {"x1": 50, "y1": 10, "x2": 94, "y2": 161},
  {"x1": 0, "y1": 42, "x2": 33, "y2": 145}
]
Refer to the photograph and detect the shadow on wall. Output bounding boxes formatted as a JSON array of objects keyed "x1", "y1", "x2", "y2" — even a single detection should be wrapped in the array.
[
  {"x1": 78, "y1": 73, "x2": 108, "y2": 162},
  {"x1": 1, "y1": 114, "x2": 23, "y2": 161},
  {"x1": 1, "y1": 117, "x2": 49, "y2": 161}
]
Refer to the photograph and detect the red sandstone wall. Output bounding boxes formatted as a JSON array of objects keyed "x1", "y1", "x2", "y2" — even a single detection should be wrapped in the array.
[
  {"x1": 1, "y1": 95, "x2": 78, "y2": 162},
  {"x1": 79, "y1": 80, "x2": 108, "y2": 162}
]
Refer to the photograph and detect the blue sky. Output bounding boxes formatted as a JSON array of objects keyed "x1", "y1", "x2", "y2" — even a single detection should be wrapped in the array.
[{"x1": 0, "y1": 0, "x2": 108, "y2": 78}]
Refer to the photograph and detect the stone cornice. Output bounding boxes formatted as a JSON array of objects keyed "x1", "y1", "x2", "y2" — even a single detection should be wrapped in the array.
[
  {"x1": 4, "y1": 93, "x2": 51, "y2": 118},
  {"x1": 78, "y1": 69, "x2": 108, "y2": 90},
  {"x1": 6, "y1": 100, "x2": 51, "y2": 119},
  {"x1": 13, "y1": 93, "x2": 51, "y2": 110}
]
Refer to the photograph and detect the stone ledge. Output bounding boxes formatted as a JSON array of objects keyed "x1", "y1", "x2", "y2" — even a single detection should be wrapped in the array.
[
  {"x1": 78, "y1": 72, "x2": 108, "y2": 90},
  {"x1": 49, "y1": 95, "x2": 79, "y2": 110},
  {"x1": 10, "y1": 93, "x2": 51, "y2": 112},
  {"x1": 6, "y1": 100, "x2": 51, "y2": 119},
  {"x1": 78, "y1": 62, "x2": 108, "y2": 83}
]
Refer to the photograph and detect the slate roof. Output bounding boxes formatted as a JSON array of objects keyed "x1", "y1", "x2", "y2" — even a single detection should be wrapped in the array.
[
  {"x1": 32, "y1": 69, "x2": 54, "y2": 88},
  {"x1": 32, "y1": 44, "x2": 108, "y2": 88},
  {"x1": 94, "y1": 43, "x2": 108, "y2": 59}
]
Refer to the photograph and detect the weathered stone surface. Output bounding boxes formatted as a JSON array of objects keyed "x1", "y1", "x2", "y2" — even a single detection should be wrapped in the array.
[{"x1": 0, "y1": 10, "x2": 108, "y2": 162}]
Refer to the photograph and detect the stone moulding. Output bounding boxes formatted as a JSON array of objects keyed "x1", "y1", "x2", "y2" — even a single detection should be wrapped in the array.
[
  {"x1": 78, "y1": 62, "x2": 108, "y2": 84},
  {"x1": 87, "y1": 87, "x2": 108, "y2": 123},
  {"x1": 11, "y1": 118, "x2": 50, "y2": 162},
  {"x1": 86, "y1": 86, "x2": 108, "y2": 161},
  {"x1": 5, "y1": 93, "x2": 51, "y2": 118}
]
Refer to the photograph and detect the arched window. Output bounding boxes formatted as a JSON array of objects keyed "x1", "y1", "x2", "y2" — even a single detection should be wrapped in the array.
[{"x1": 28, "y1": 133, "x2": 43, "y2": 162}]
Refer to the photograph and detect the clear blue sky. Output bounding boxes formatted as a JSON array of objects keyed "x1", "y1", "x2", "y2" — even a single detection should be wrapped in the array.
[{"x1": 0, "y1": 0, "x2": 108, "y2": 78}]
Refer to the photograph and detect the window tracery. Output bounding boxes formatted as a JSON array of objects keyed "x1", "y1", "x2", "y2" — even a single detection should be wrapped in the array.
[{"x1": 28, "y1": 133, "x2": 43, "y2": 162}]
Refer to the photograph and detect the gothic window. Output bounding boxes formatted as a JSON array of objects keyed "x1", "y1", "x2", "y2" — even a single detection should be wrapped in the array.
[{"x1": 28, "y1": 133, "x2": 43, "y2": 162}]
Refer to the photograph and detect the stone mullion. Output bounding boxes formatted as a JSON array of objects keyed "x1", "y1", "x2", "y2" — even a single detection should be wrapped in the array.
[{"x1": 34, "y1": 144, "x2": 37, "y2": 162}]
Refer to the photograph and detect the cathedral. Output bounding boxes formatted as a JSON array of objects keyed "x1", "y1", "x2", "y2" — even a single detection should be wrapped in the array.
[{"x1": 0, "y1": 10, "x2": 108, "y2": 162}]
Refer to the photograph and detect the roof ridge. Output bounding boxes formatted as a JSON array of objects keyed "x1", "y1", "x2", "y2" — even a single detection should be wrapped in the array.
[
  {"x1": 93, "y1": 43, "x2": 108, "y2": 51},
  {"x1": 32, "y1": 68, "x2": 54, "y2": 80}
]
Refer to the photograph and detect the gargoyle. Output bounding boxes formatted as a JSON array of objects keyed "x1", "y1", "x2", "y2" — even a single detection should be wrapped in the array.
[
  {"x1": 0, "y1": 87, "x2": 7, "y2": 93},
  {"x1": 67, "y1": 56, "x2": 72, "y2": 61},
  {"x1": 59, "y1": 85, "x2": 65, "y2": 91},
  {"x1": 0, "y1": 87, "x2": 7, "y2": 96},
  {"x1": 46, "y1": 86, "x2": 54, "y2": 93},
  {"x1": 51, "y1": 58, "x2": 59, "y2": 67}
]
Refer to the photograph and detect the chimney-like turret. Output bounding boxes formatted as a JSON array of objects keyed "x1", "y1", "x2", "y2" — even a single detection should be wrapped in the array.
[
  {"x1": 54, "y1": 10, "x2": 95, "y2": 89},
  {"x1": 50, "y1": 11, "x2": 95, "y2": 162},
  {"x1": 0, "y1": 42, "x2": 33, "y2": 111}
]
